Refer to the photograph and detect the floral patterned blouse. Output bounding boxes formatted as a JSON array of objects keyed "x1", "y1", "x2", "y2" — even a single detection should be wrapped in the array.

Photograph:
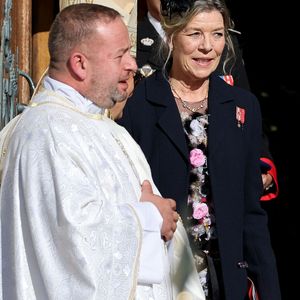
[
  {"x1": 181, "y1": 111, "x2": 215, "y2": 246},
  {"x1": 174, "y1": 95, "x2": 218, "y2": 297}
]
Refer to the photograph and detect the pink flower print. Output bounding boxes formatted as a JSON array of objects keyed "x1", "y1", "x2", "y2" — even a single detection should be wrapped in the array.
[
  {"x1": 192, "y1": 202, "x2": 209, "y2": 220},
  {"x1": 190, "y1": 148, "x2": 206, "y2": 167}
]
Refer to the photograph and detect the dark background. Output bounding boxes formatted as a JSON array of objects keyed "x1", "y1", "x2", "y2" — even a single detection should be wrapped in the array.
[{"x1": 227, "y1": 2, "x2": 296, "y2": 299}]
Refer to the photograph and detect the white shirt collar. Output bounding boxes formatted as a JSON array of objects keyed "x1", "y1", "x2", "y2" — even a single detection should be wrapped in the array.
[
  {"x1": 147, "y1": 12, "x2": 166, "y2": 41},
  {"x1": 43, "y1": 76, "x2": 105, "y2": 114}
]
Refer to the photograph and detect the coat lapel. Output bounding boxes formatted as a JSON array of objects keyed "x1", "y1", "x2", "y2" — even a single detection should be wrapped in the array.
[
  {"x1": 144, "y1": 73, "x2": 236, "y2": 161},
  {"x1": 146, "y1": 73, "x2": 189, "y2": 160},
  {"x1": 207, "y1": 75, "x2": 236, "y2": 157}
]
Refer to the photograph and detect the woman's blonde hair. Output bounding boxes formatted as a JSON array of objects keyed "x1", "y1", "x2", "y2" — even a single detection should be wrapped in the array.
[{"x1": 159, "y1": 0, "x2": 235, "y2": 75}]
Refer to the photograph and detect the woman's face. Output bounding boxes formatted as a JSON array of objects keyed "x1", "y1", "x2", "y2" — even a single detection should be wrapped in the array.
[{"x1": 171, "y1": 10, "x2": 226, "y2": 81}]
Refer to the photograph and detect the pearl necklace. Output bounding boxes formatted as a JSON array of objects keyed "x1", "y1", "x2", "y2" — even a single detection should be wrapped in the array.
[{"x1": 170, "y1": 84, "x2": 207, "y2": 113}]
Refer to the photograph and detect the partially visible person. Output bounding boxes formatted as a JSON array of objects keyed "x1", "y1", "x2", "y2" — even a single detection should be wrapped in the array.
[
  {"x1": 133, "y1": 0, "x2": 278, "y2": 200},
  {"x1": 118, "y1": 0, "x2": 281, "y2": 299},
  {"x1": 214, "y1": 26, "x2": 278, "y2": 200},
  {"x1": 259, "y1": 133, "x2": 278, "y2": 200},
  {"x1": 0, "y1": 4, "x2": 205, "y2": 300},
  {"x1": 136, "y1": 0, "x2": 165, "y2": 74}
]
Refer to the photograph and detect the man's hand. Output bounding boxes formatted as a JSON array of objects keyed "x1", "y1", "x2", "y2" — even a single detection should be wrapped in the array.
[
  {"x1": 262, "y1": 173, "x2": 273, "y2": 191},
  {"x1": 140, "y1": 180, "x2": 178, "y2": 241}
]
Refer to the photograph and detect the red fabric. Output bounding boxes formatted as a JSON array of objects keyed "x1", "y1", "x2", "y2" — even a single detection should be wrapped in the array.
[
  {"x1": 248, "y1": 277, "x2": 259, "y2": 299},
  {"x1": 260, "y1": 157, "x2": 279, "y2": 201},
  {"x1": 221, "y1": 74, "x2": 234, "y2": 86}
]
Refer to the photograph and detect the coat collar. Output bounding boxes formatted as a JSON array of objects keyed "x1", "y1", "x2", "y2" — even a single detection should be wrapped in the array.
[
  {"x1": 145, "y1": 72, "x2": 189, "y2": 159},
  {"x1": 145, "y1": 72, "x2": 235, "y2": 106},
  {"x1": 144, "y1": 72, "x2": 236, "y2": 160},
  {"x1": 208, "y1": 75, "x2": 236, "y2": 157}
]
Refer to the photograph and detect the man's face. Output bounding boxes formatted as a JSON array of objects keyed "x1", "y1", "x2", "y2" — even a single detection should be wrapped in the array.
[{"x1": 85, "y1": 18, "x2": 137, "y2": 109}]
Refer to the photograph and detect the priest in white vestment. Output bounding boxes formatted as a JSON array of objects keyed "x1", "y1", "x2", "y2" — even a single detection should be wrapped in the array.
[{"x1": 0, "y1": 4, "x2": 204, "y2": 300}]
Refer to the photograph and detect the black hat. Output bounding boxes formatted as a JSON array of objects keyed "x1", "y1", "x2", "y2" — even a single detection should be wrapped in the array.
[{"x1": 161, "y1": 0, "x2": 195, "y2": 19}]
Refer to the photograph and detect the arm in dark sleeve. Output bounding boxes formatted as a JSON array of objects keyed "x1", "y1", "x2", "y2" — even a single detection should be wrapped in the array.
[{"x1": 260, "y1": 133, "x2": 279, "y2": 201}]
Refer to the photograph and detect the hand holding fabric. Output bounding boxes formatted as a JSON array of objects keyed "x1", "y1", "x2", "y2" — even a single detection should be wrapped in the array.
[{"x1": 140, "y1": 180, "x2": 178, "y2": 241}]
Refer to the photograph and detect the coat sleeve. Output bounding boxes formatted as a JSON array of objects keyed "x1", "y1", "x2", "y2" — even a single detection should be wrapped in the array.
[
  {"x1": 260, "y1": 133, "x2": 279, "y2": 200},
  {"x1": 243, "y1": 97, "x2": 281, "y2": 300}
]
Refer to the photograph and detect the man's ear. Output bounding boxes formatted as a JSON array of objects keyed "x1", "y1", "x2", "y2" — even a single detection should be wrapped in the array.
[{"x1": 68, "y1": 52, "x2": 87, "y2": 80}]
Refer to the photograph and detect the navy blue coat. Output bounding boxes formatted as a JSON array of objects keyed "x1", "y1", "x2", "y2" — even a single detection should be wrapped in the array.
[{"x1": 118, "y1": 71, "x2": 281, "y2": 300}]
